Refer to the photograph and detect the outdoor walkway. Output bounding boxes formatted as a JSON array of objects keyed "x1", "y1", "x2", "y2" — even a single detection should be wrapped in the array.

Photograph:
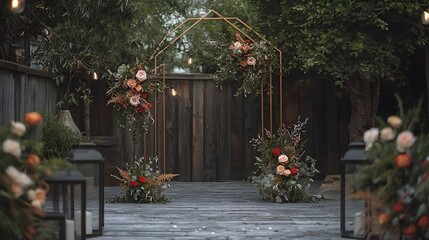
[{"x1": 96, "y1": 182, "x2": 348, "y2": 240}]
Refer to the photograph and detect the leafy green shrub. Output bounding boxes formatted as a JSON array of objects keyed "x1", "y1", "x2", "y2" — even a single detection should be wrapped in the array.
[{"x1": 41, "y1": 114, "x2": 80, "y2": 159}]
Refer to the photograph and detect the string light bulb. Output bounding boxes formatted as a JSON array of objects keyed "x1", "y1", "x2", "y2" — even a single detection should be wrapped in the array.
[
  {"x1": 92, "y1": 71, "x2": 99, "y2": 80},
  {"x1": 187, "y1": 55, "x2": 193, "y2": 65},
  {"x1": 422, "y1": 9, "x2": 429, "y2": 25},
  {"x1": 9, "y1": 0, "x2": 25, "y2": 14},
  {"x1": 171, "y1": 88, "x2": 177, "y2": 96}
]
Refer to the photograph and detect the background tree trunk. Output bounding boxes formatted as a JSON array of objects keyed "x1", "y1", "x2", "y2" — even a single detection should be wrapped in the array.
[{"x1": 344, "y1": 76, "x2": 380, "y2": 141}]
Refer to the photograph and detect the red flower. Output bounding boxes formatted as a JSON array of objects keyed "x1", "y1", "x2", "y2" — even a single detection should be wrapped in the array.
[
  {"x1": 145, "y1": 102, "x2": 151, "y2": 110},
  {"x1": 139, "y1": 176, "x2": 147, "y2": 184},
  {"x1": 403, "y1": 224, "x2": 417, "y2": 236},
  {"x1": 272, "y1": 148, "x2": 281, "y2": 157},
  {"x1": 418, "y1": 215, "x2": 429, "y2": 229},
  {"x1": 136, "y1": 106, "x2": 144, "y2": 113},
  {"x1": 392, "y1": 202, "x2": 404, "y2": 213},
  {"x1": 129, "y1": 181, "x2": 138, "y2": 187},
  {"x1": 290, "y1": 166, "x2": 298, "y2": 175},
  {"x1": 141, "y1": 92, "x2": 148, "y2": 99}
]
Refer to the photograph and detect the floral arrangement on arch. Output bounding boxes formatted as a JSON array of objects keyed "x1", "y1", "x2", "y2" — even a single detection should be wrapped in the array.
[
  {"x1": 250, "y1": 118, "x2": 318, "y2": 203},
  {"x1": 110, "y1": 156, "x2": 178, "y2": 203},
  {"x1": 0, "y1": 112, "x2": 71, "y2": 240},
  {"x1": 107, "y1": 62, "x2": 164, "y2": 135},
  {"x1": 213, "y1": 33, "x2": 278, "y2": 96},
  {"x1": 355, "y1": 98, "x2": 429, "y2": 238}
]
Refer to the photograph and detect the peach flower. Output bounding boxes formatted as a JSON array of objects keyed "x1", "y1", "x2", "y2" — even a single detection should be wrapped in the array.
[
  {"x1": 135, "y1": 85, "x2": 142, "y2": 92},
  {"x1": 126, "y1": 79, "x2": 137, "y2": 88},
  {"x1": 283, "y1": 169, "x2": 291, "y2": 176},
  {"x1": 276, "y1": 165, "x2": 285, "y2": 174},
  {"x1": 387, "y1": 115, "x2": 402, "y2": 129},
  {"x1": 380, "y1": 127, "x2": 395, "y2": 141}
]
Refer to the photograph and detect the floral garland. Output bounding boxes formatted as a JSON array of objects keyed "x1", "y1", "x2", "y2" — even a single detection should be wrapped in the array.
[
  {"x1": 110, "y1": 156, "x2": 178, "y2": 203},
  {"x1": 213, "y1": 33, "x2": 278, "y2": 97},
  {"x1": 355, "y1": 99, "x2": 429, "y2": 238},
  {"x1": 0, "y1": 112, "x2": 71, "y2": 239},
  {"x1": 107, "y1": 62, "x2": 164, "y2": 136},
  {"x1": 250, "y1": 118, "x2": 318, "y2": 203}
]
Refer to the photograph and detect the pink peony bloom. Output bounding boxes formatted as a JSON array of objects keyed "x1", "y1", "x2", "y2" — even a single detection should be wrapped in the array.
[
  {"x1": 247, "y1": 57, "x2": 256, "y2": 66},
  {"x1": 129, "y1": 95, "x2": 140, "y2": 106},
  {"x1": 136, "y1": 70, "x2": 147, "y2": 81},
  {"x1": 396, "y1": 130, "x2": 416, "y2": 152}
]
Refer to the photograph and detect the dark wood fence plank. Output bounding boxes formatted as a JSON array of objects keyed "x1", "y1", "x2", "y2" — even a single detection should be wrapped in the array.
[
  {"x1": 203, "y1": 81, "x2": 217, "y2": 181},
  {"x1": 192, "y1": 80, "x2": 204, "y2": 181},
  {"x1": 177, "y1": 80, "x2": 192, "y2": 181}
]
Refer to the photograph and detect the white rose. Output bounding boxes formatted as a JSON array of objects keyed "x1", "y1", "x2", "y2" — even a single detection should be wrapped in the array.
[
  {"x1": 27, "y1": 189, "x2": 36, "y2": 200},
  {"x1": 31, "y1": 200, "x2": 42, "y2": 209},
  {"x1": 363, "y1": 128, "x2": 379, "y2": 150},
  {"x1": 396, "y1": 130, "x2": 416, "y2": 152},
  {"x1": 379, "y1": 127, "x2": 395, "y2": 141},
  {"x1": 129, "y1": 95, "x2": 140, "y2": 107},
  {"x1": 135, "y1": 70, "x2": 147, "y2": 81},
  {"x1": 278, "y1": 154, "x2": 289, "y2": 163},
  {"x1": 5, "y1": 166, "x2": 32, "y2": 187},
  {"x1": 10, "y1": 121, "x2": 26, "y2": 136},
  {"x1": 247, "y1": 57, "x2": 256, "y2": 66},
  {"x1": 2, "y1": 139, "x2": 21, "y2": 158}
]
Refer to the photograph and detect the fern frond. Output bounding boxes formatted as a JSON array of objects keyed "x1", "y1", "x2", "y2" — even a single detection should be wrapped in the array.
[
  {"x1": 111, "y1": 174, "x2": 129, "y2": 184},
  {"x1": 116, "y1": 167, "x2": 131, "y2": 181},
  {"x1": 155, "y1": 173, "x2": 179, "y2": 184}
]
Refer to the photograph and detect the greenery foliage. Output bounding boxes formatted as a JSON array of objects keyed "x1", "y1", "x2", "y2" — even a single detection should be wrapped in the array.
[
  {"x1": 251, "y1": 118, "x2": 318, "y2": 203},
  {"x1": 355, "y1": 98, "x2": 429, "y2": 238},
  {"x1": 110, "y1": 157, "x2": 178, "y2": 203},
  {"x1": 213, "y1": 33, "x2": 278, "y2": 96},
  {"x1": 41, "y1": 114, "x2": 80, "y2": 160}
]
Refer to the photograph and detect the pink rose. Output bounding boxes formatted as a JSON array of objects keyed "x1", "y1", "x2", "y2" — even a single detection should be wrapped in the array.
[
  {"x1": 129, "y1": 95, "x2": 140, "y2": 106},
  {"x1": 247, "y1": 57, "x2": 256, "y2": 66},
  {"x1": 10, "y1": 121, "x2": 26, "y2": 136},
  {"x1": 396, "y1": 130, "x2": 416, "y2": 152},
  {"x1": 231, "y1": 41, "x2": 242, "y2": 50},
  {"x1": 136, "y1": 70, "x2": 147, "y2": 81},
  {"x1": 283, "y1": 169, "x2": 291, "y2": 176},
  {"x1": 278, "y1": 154, "x2": 289, "y2": 163}
]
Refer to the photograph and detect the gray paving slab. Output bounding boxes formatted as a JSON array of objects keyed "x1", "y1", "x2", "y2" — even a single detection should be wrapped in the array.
[{"x1": 95, "y1": 181, "x2": 353, "y2": 240}]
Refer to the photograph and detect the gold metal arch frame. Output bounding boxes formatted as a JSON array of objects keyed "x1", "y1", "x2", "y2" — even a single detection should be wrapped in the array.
[{"x1": 148, "y1": 9, "x2": 283, "y2": 172}]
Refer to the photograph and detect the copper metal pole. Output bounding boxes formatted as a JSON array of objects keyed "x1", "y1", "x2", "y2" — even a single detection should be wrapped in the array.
[
  {"x1": 279, "y1": 52, "x2": 283, "y2": 126},
  {"x1": 154, "y1": 91, "x2": 158, "y2": 160},
  {"x1": 162, "y1": 64, "x2": 166, "y2": 173},
  {"x1": 261, "y1": 82, "x2": 264, "y2": 137},
  {"x1": 269, "y1": 72, "x2": 273, "y2": 133}
]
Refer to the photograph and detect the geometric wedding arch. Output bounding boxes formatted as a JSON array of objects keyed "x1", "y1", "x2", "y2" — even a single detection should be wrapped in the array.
[{"x1": 148, "y1": 10, "x2": 283, "y2": 171}]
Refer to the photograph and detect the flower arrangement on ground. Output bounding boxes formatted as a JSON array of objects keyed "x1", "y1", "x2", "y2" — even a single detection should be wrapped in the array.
[
  {"x1": 107, "y1": 62, "x2": 164, "y2": 135},
  {"x1": 251, "y1": 118, "x2": 318, "y2": 203},
  {"x1": 213, "y1": 33, "x2": 278, "y2": 96},
  {"x1": 110, "y1": 156, "x2": 178, "y2": 203},
  {"x1": 0, "y1": 112, "x2": 71, "y2": 240},
  {"x1": 355, "y1": 99, "x2": 429, "y2": 239}
]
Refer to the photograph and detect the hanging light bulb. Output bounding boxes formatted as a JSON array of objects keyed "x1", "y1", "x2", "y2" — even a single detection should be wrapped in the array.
[
  {"x1": 9, "y1": 0, "x2": 25, "y2": 14},
  {"x1": 187, "y1": 54, "x2": 193, "y2": 65},
  {"x1": 422, "y1": 9, "x2": 429, "y2": 25},
  {"x1": 171, "y1": 88, "x2": 177, "y2": 96},
  {"x1": 92, "y1": 71, "x2": 99, "y2": 80}
]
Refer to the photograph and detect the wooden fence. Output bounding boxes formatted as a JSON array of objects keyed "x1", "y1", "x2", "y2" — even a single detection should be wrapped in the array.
[{"x1": 0, "y1": 60, "x2": 58, "y2": 126}]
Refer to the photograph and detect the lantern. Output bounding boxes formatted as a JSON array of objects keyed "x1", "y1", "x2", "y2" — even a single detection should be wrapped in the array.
[
  {"x1": 66, "y1": 143, "x2": 104, "y2": 237},
  {"x1": 44, "y1": 170, "x2": 87, "y2": 240},
  {"x1": 41, "y1": 212, "x2": 66, "y2": 240},
  {"x1": 340, "y1": 142, "x2": 369, "y2": 239}
]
